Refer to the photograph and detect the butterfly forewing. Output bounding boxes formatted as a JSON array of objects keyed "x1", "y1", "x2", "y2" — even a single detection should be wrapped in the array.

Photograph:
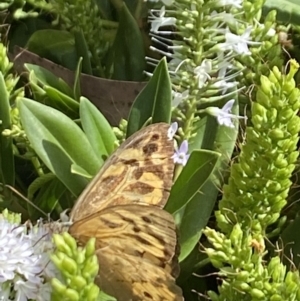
[{"x1": 70, "y1": 123, "x2": 174, "y2": 222}]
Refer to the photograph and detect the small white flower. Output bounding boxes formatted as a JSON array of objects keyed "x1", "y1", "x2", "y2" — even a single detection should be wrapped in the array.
[
  {"x1": 194, "y1": 59, "x2": 212, "y2": 88},
  {"x1": 172, "y1": 89, "x2": 189, "y2": 107},
  {"x1": 220, "y1": 27, "x2": 261, "y2": 55},
  {"x1": 205, "y1": 99, "x2": 246, "y2": 128},
  {"x1": 216, "y1": 0, "x2": 243, "y2": 8},
  {"x1": 172, "y1": 140, "x2": 190, "y2": 166},
  {"x1": 150, "y1": 6, "x2": 176, "y2": 33},
  {"x1": 167, "y1": 122, "x2": 178, "y2": 140}
]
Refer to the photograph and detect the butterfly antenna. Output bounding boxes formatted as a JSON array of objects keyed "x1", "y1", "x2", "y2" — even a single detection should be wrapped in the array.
[{"x1": 5, "y1": 184, "x2": 48, "y2": 218}]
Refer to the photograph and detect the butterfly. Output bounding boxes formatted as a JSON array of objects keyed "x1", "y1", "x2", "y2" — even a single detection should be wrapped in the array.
[{"x1": 69, "y1": 122, "x2": 183, "y2": 301}]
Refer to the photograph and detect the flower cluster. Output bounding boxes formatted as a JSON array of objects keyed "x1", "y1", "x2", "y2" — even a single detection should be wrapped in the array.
[
  {"x1": 147, "y1": 0, "x2": 272, "y2": 141},
  {"x1": 0, "y1": 210, "x2": 58, "y2": 301}
]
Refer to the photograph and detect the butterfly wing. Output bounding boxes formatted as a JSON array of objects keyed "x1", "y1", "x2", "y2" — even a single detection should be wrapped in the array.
[
  {"x1": 69, "y1": 204, "x2": 183, "y2": 301},
  {"x1": 70, "y1": 123, "x2": 175, "y2": 222}
]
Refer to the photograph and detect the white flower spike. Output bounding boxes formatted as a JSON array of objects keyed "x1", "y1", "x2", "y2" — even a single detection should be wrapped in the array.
[
  {"x1": 172, "y1": 140, "x2": 190, "y2": 166},
  {"x1": 168, "y1": 122, "x2": 178, "y2": 140},
  {"x1": 206, "y1": 99, "x2": 247, "y2": 128}
]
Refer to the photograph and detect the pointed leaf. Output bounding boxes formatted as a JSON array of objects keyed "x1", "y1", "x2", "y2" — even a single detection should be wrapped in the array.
[
  {"x1": 80, "y1": 97, "x2": 116, "y2": 161},
  {"x1": 0, "y1": 73, "x2": 14, "y2": 186},
  {"x1": 18, "y1": 98, "x2": 101, "y2": 196},
  {"x1": 165, "y1": 150, "x2": 220, "y2": 214},
  {"x1": 126, "y1": 58, "x2": 171, "y2": 137},
  {"x1": 73, "y1": 57, "x2": 82, "y2": 101},
  {"x1": 74, "y1": 30, "x2": 93, "y2": 75},
  {"x1": 111, "y1": 3, "x2": 145, "y2": 81},
  {"x1": 25, "y1": 63, "x2": 73, "y2": 97}
]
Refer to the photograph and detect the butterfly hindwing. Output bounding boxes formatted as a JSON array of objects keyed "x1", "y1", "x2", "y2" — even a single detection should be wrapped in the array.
[{"x1": 69, "y1": 204, "x2": 183, "y2": 301}]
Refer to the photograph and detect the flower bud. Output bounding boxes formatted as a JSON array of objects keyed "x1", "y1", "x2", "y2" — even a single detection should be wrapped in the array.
[
  {"x1": 260, "y1": 75, "x2": 272, "y2": 95},
  {"x1": 85, "y1": 237, "x2": 96, "y2": 257},
  {"x1": 51, "y1": 278, "x2": 67, "y2": 294},
  {"x1": 70, "y1": 275, "x2": 87, "y2": 290},
  {"x1": 62, "y1": 256, "x2": 78, "y2": 275},
  {"x1": 65, "y1": 288, "x2": 80, "y2": 301},
  {"x1": 53, "y1": 233, "x2": 72, "y2": 256}
]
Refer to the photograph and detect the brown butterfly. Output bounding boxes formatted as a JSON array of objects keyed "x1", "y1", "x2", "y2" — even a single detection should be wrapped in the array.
[{"x1": 69, "y1": 123, "x2": 183, "y2": 301}]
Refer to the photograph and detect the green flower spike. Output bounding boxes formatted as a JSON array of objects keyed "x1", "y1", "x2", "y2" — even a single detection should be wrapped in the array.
[
  {"x1": 216, "y1": 59, "x2": 300, "y2": 236},
  {"x1": 204, "y1": 60, "x2": 300, "y2": 300},
  {"x1": 51, "y1": 233, "x2": 100, "y2": 301}
]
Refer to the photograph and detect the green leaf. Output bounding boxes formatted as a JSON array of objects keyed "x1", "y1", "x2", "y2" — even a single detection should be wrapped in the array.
[
  {"x1": 74, "y1": 30, "x2": 93, "y2": 75},
  {"x1": 166, "y1": 150, "x2": 220, "y2": 215},
  {"x1": 0, "y1": 73, "x2": 14, "y2": 186},
  {"x1": 27, "y1": 172, "x2": 56, "y2": 200},
  {"x1": 25, "y1": 63, "x2": 74, "y2": 97},
  {"x1": 28, "y1": 174, "x2": 68, "y2": 220},
  {"x1": 111, "y1": 3, "x2": 145, "y2": 81},
  {"x1": 43, "y1": 86, "x2": 79, "y2": 119},
  {"x1": 26, "y1": 29, "x2": 78, "y2": 70},
  {"x1": 263, "y1": 0, "x2": 300, "y2": 25},
  {"x1": 18, "y1": 98, "x2": 101, "y2": 196},
  {"x1": 165, "y1": 150, "x2": 220, "y2": 261},
  {"x1": 71, "y1": 164, "x2": 93, "y2": 178},
  {"x1": 178, "y1": 101, "x2": 239, "y2": 268},
  {"x1": 73, "y1": 57, "x2": 82, "y2": 101},
  {"x1": 281, "y1": 215, "x2": 300, "y2": 267},
  {"x1": 80, "y1": 97, "x2": 116, "y2": 161},
  {"x1": 126, "y1": 58, "x2": 172, "y2": 137}
]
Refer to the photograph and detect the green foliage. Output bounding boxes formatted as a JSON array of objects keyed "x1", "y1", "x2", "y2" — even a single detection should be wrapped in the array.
[
  {"x1": 2, "y1": 0, "x2": 300, "y2": 300},
  {"x1": 263, "y1": 0, "x2": 300, "y2": 26},
  {"x1": 18, "y1": 98, "x2": 101, "y2": 196},
  {"x1": 127, "y1": 57, "x2": 172, "y2": 137}
]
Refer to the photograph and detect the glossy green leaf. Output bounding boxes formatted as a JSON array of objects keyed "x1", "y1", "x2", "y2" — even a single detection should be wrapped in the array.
[
  {"x1": 166, "y1": 150, "x2": 220, "y2": 214},
  {"x1": 26, "y1": 29, "x2": 78, "y2": 70},
  {"x1": 0, "y1": 73, "x2": 14, "y2": 186},
  {"x1": 178, "y1": 100, "x2": 239, "y2": 268},
  {"x1": 80, "y1": 97, "x2": 116, "y2": 162},
  {"x1": 43, "y1": 86, "x2": 79, "y2": 119},
  {"x1": 111, "y1": 3, "x2": 145, "y2": 81},
  {"x1": 74, "y1": 30, "x2": 93, "y2": 75},
  {"x1": 71, "y1": 164, "x2": 93, "y2": 178},
  {"x1": 73, "y1": 57, "x2": 82, "y2": 101},
  {"x1": 18, "y1": 98, "x2": 101, "y2": 196},
  {"x1": 126, "y1": 58, "x2": 172, "y2": 137},
  {"x1": 263, "y1": 0, "x2": 300, "y2": 25},
  {"x1": 165, "y1": 150, "x2": 220, "y2": 261},
  {"x1": 25, "y1": 63, "x2": 73, "y2": 97}
]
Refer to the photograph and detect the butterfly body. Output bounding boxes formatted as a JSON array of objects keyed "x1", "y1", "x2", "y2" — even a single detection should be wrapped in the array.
[{"x1": 69, "y1": 123, "x2": 183, "y2": 301}]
